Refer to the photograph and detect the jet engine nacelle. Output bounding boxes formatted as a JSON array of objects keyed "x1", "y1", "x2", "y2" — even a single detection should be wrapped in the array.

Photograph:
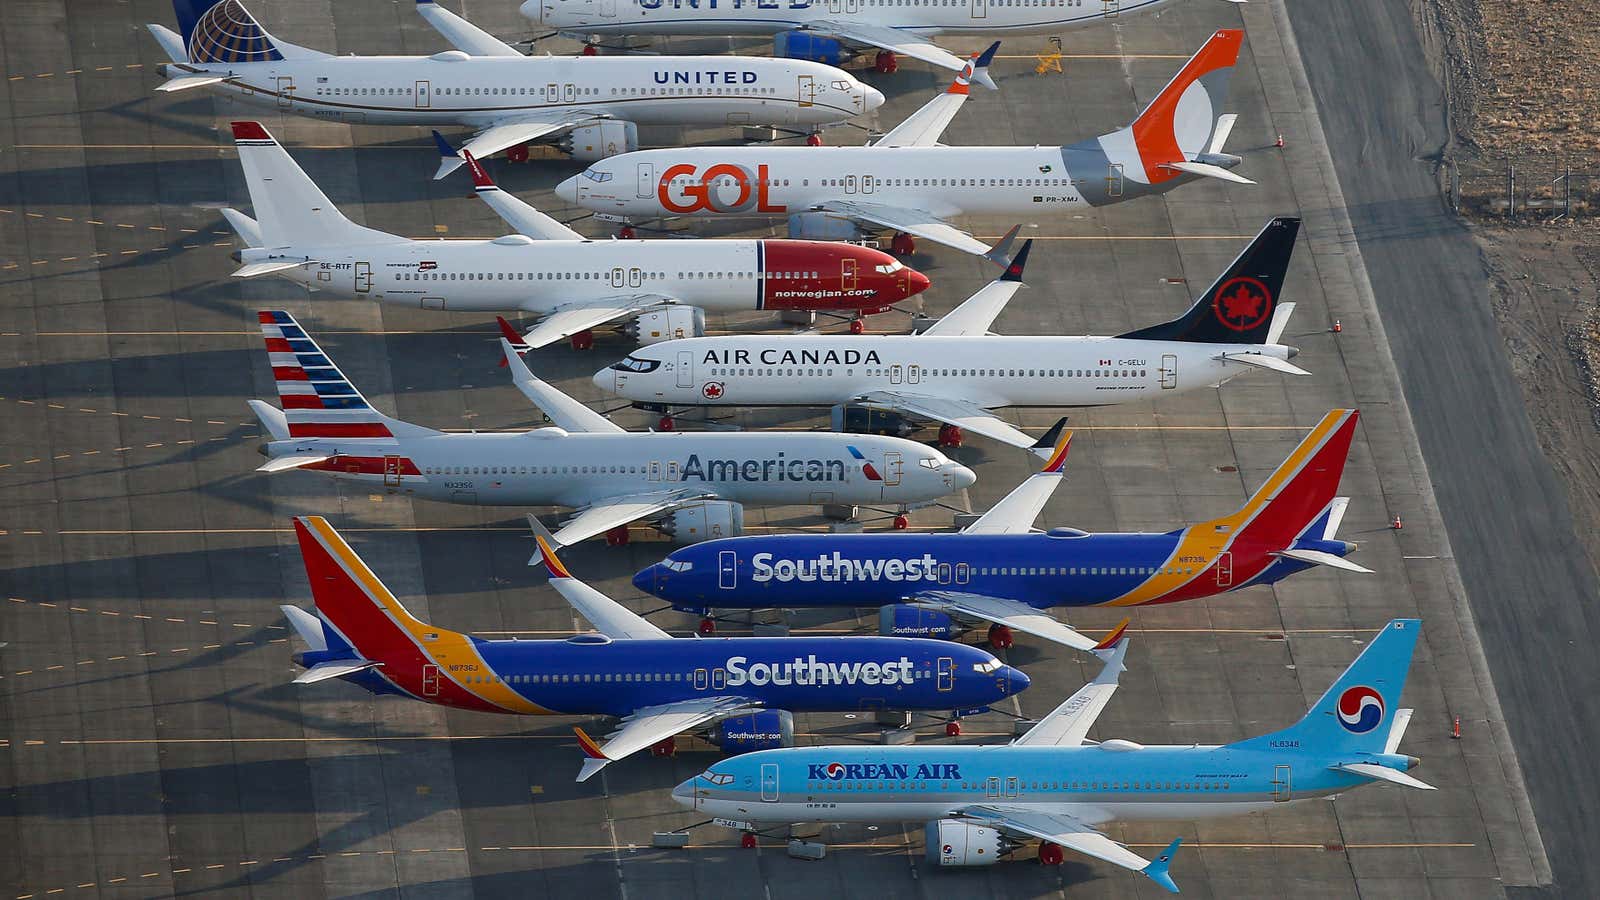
[
  {"x1": 707, "y1": 710, "x2": 795, "y2": 754},
  {"x1": 560, "y1": 121, "x2": 640, "y2": 162},
  {"x1": 657, "y1": 501, "x2": 745, "y2": 544},
  {"x1": 924, "y1": 820, "x2": 1015, "y2": 867},
  {"x1": 878, "y1": 605, "x2": 956, "y2": 640},
  {"x1": 623, "y1": 306, "x2": 706, "y2": 346},
  {"x1": 830, "y1": 403, "x2": 918, "y2": 439},
  {"x1": 787, "y1": 211, "x2": 864, "y2": 243},
  {"x1": 772, "y1": 32, "x2": 849, "y2": 67}
]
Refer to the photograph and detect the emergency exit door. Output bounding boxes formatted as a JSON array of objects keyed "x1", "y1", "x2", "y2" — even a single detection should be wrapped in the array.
[
  {"x1": 414, "y1": 80, "x2": 430, "y2": 108},
  {"x1": 970, "y1": 0, "x2": 987, "y2": 18}
]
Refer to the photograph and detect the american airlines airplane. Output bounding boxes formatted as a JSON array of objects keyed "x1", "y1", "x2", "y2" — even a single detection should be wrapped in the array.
[
  {"x1": 148, "y1": 0, "x2": 883, "y2": 175},
  {"x1": 676, "y1": 620, "x2": 1433, "y2": 887},
  {"x1": 223, "y1": 122, "x2": 929, "y2": 349},
  {"x1": 251, "y1": 311, "x2": 975, "y2": 546},
  {"x1": 525, "y1": 0, "x2": 1182, "y2": 82},
  {"x1": 556, "y1": 31, "x2": 1250, "y2": 258},
  {"x1": 637, "y1": 411, "x2": 1372, "y2": 651},
  {"x1": 281, "y1": 515, "x2": 1026, "y2": 781},
  {"x1": 595, "y1": 218, "x2": 1309, "y2": 454}
]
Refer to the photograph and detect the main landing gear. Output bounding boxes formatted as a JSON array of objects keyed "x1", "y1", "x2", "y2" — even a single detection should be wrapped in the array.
[
  {"x1": 890, "y1": 232, "x2": 916, "y2": 256},
  {"x1": 987, "y1": 623, "x2": 1015, "y2": 650},
  {"x1": 874, "y1": 50, "x2": 899, "y2": 74},
  {"x1": 604, "y1": 524, "x2": 631, "y2": 546},
  {"x1": 937, "y1": 424, "x2": 964, "y2": 448}
]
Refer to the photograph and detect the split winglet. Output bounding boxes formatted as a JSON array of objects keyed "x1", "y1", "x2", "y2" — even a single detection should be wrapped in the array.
[
  {"x1": 1142, "y1": 837, "x2": 1182, "y2": 894},
  {"x1": 495, "y1": 316, "x2": 529, "y2": 367},
  {"x1": 462, "y1": 149, "x2": 495, "y2": 189},
  {"x1": 982, "y1": 225, "x2": 1023, "y2": 268},
  {"x1": 1093, "y1": 618, "x2": 1131, "y2": 652},
  {"x1": 574, "y1": 726, "x2": 612, "y2": 781},
  {"x1": 1031, "y1": 419, "x2": 1071, "y2": 472},
  {"x1": 970, "y1": 40, "x2": 1001, "y2": 90},
  {"x1": 527, "y1": 515, "x2": 571, "y2": 577},
  {"x1": 998, "y1": 238, "x2": 1033, "y2": 282}
]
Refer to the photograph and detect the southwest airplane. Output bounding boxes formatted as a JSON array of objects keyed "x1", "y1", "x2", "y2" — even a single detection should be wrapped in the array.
[
  {"x1": 250, "y1": 311, "x2": 975, "y2": 546},
  {"x1": 555, "y1": 30, "x2": 1250, "y2": 258},
  {"x1": 223, "y1": 122, "x2": 929, "y2": 349},
  {"x1": 149, "y1": 0, "x2": 882, "y2": 174},
  {"x1": 674, "y1": 619, "x2": 1433, "y2": 889},
  {"x1": 281, "y1": 515, "x2": 1030, "y2": 781},
  {"x1": 636, "y1": 410, "x2": 1371, "y2": 652},
  {"x1": 595, "y1": 218, "x2": 1309, "y2": 454},
  {"x1": 526, "y1": 0, "x2": 1182, "y2": 82}
]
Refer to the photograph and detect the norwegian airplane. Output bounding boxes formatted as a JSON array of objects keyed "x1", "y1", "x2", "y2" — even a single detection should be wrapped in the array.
[
  {"x1": 251, "y1": 311, "x2": 975, "y2": 546},
  {"x1": 281, "y1": 515, "x2": 1028, "y2": 781},
  {"x1": 149, "y1": 0, "x2": 883, "y2": 175},
  {"x1": 556, "y1": 31, "x2": 1251, "y2": 258},
  {"x1": 637, "y1": 411, "x2": 1372, "y2": 652},
  {"x1": 525, "y1": 0, "x2": 1183, "y2": 82},
  {"x1": 595, "y1": 218, "x2": 1309, "y2": 454},
  {"x1": 222, "y1": 122, "x2": 929, "y2": 349}
]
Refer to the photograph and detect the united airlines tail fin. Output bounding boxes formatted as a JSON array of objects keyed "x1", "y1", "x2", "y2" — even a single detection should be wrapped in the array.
[
  {"x1": 169, "y1": 0, "x2": 325, "y2": 63},
  {"x1": 256, "y1": 310, "x2": 438, "y2": 441},
  {"x1": 1229, "y1": 619, "x2": 1421, "y2": 758},
  {"x1": 1116, "y1": 217, "x2": 1299, "y2": 345},
  {"x1": 231, "y1": 122, "x2": 405, "y2": 249}
]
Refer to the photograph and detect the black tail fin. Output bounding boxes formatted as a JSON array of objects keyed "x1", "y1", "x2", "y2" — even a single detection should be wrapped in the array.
[{"x1": 1117, "y1": 217, "x2": 1300, "y2": 344}]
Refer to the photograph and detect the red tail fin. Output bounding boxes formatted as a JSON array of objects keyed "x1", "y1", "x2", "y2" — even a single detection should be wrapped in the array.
[
  {"x1": 1129, "y1": 29, "x2": 1244, "y2": 184},
  {"x1": 1228, "y1": 409, "x2": 1359, "y2": 542}
]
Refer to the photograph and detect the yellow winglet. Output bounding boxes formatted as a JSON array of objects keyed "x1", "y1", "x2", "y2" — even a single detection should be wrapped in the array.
[
  {"x1": 537, "y1": 534, "x2": 572, "y2": 579},
  {"x1": 1041, "y1": 430, "x2": 1073, "y2": 474},
  {"x1": 574, "y1": 726, "x2": 607, "y2": 760},
  {"x1": 1094, "y1": 618, "x2": 1131, "y2": 651}
]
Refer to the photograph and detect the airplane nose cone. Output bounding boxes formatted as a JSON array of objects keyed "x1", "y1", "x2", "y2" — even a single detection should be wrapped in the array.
[
  {"x1": 862, "y1": 84, "x2": 886, "y2": 111},
  {"x1": 906, "y1": 268, "x2": 931, "y2": 297},
  {"x1": 1003, "y1": 665, "x2": 1031, "y2": 695},
  {"x1": 518, "y1": 0, "x2": 542, "y2": 22},
  {"x1": 670, "y1": 778, "x2": 697, "y2": 809},
  {"x1": 592, "y1": 367, "x2": 613, "y2": 394},
  {"x1": 631, "y1": 564, "x2": 660, "y2": 596},
  {"x1": 554, "y1": 175, "x2": 579, "y2": 205},
  {"x1": 950, "y1": 463, "x2": 976, "y2": 490}
]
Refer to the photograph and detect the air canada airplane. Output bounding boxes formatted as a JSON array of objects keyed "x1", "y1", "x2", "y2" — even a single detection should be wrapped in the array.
[
  {"x1": 556, "y1": 31, "x2": 1250, "y2": 258},
  {"x1": 526, "y1": 0, "x2": 1183, "y2": 82},
  {"x1": 250, "y1": 311, "x2": 975, "y2": 546},
  {"x1": 223, "y1": 122, "x2": 929, "y2": 349},
  {"x1": 675, "y1": 620, "x2": 1433, "y2": 888},
  {"x1": 149, "y1": 0, "x2": 882, "y2": 174},
  {"x1": 281, "y1": 515, "x2": 1029, "y2": 782},
  {"x1": 596, "y1": 218, "x2": 1309, "y2": 454},
  {"x1": 637, "y1": 410, "x2": 1372, "y2": 652}
]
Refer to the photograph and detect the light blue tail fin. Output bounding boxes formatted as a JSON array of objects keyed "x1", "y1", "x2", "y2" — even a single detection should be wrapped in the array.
[
  {"x1": 1229, "y1": 619, "x2": 1421, "y2": 755},
  {"x1": 172, "y1": 0, "x2": 324, "y2": 63}
]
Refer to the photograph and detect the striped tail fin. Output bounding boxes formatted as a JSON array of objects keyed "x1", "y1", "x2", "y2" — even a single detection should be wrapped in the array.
[{"x1": 259, "y1": 310, "x2": 435, "y2": 439}]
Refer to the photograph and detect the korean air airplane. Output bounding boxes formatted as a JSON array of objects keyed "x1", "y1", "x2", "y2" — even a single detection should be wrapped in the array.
[
  {"x1": 596, "y1": 218, "x2": 1307, "y2": 454},
  {"x1": 526, "y1": 0, "x2": 1182, "y2": 82},
  {"x1": 674, "y1": 620, "x2": 1433, "y2": 890},
  {"x1": 281, "y1": 515, "x2": 1029, "y2": 781},
  {"x1": 556, "y1": 31, "x2": 1249, "y2": 259},
  {"x1": 149, "y1": 0, "x2": 882, "y2": 173},
  {"x1": 636, "y1": 410, "x2": 1371, "y2": 651},
  {"x1": 222, "y1": 122, "x2": 929, "y2": 349},
  {"x1": 249, "y1": 311, "x2": 974, "y2": 546}
]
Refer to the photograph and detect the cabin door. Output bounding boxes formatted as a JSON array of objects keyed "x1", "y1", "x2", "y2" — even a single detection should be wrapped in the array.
[
  {"x1": 718, "y1": 550, "x2": 739, "y2": 589},
  {"x1": 840, "y1": 257, "x2": 858, "y2": 291},
  {"x1": 797, "y1": 74, "x2": 816, "y2": 108},
  {"x1": 1272, "y1": 765, "x2": 1292, "y2": 801},
  {"x1": 937, "y1": 656, "x2": 954, "y2": 692},
  {"x1": 276, "y1": 76, "x2": 294, "y2": 109},
  {"x1": 1160, "y1": 353, "x2": 1178, "y2": 389},
  {"x1": 675, "y1": 350, "x2": 694, "y2": 388},
  {"x1": 970, "y1": 0, "x2": 987, "y2": 18},
  {"x1": 636, "y1": 163, "x2": 654, "y2": 198},
  {"x1": 882, "y1": 450, "x2": 902, "y2": 486},
  {"x1": 354, "y1": 261, "x2": 372, "y2": 293},
  {"x1": 1215, "y1": 551, "x2": 1233, "y2": 588},
  {"x1": 422, "y1": 664, "x2": 441, "y2": 697},
  {"x1": 383, "y1": 455, "x2": 403, "y2": 487},
  {"x1": 1107, "y1": 163, "x2": 1124, "y2": 198},
  {"x1": 760, "y1": 764, "x2": 780, "y2": 801}
]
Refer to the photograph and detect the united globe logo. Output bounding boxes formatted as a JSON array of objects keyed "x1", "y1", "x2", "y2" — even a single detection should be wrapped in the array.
[{"x1": 1336, "y1": 685, "x2": 1385, "y2": 734}]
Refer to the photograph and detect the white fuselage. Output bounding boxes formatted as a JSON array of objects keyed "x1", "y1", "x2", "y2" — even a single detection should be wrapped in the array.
[
  {"x1": 270, "y1": 429, "x2": 971, "y2": 508},
  {"x1": 529, "y1": 0, "x2": 1177, "y2": 42},
  {"x1": 169, "y1": 54, "x2": 875, "y2": 128},
  {"x1": 597, "y1": 335, "x2": 1297, "y2": 408}
]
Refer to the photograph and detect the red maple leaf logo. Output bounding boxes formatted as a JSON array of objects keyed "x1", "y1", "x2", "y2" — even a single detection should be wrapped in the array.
[
  {"x1": 1212, "y1": 277, "x2": 1272, "y2": 332},
  {"x1": 1222, "y1": 284, "x2": 1262, "y2": 321},
  {"x1": 702, "y1": 382, "x2": 724, "y2": 399}
]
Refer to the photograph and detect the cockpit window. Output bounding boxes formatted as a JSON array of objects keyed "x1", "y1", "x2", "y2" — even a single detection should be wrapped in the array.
[
  {"x1": 663, "y1": 559, "x2": 693, "y2": 573},
  {"x1": 873, "y1": 260, "x2": 906, "y2": 275},
  {"x1": 918, "y1": 456, "x2": 939, "y2": 470},
  {"x1": 701, "y1": 770, "x2": 734, "y2": 786},
  {"x1": 832, "y1": 80, "x2": 850, "y2": 91},
  {"x1": 582, "y1": 168, "x2": 613, "y2": 184},
  {"x1": 609, "y1": 356, "x2": 661, "y2": 373},
  {"x1": 972, "y1": 659, "x2": 1002, "y2": 674}
]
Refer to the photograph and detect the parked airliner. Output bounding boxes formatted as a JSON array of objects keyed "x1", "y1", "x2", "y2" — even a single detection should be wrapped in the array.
[
  {"x1": 150, "y1": 0, "x2": 882, "y2": 173},
  {"x1": 596, "y1": 218, "x2": 1309, "y2": 454},
  {"x1": 675, "y1": 620, "x2": 1432, "y2": 889},
  {"x1": 281, "y1": 515, "x2": 1027, "y2": 781},
  {"x1": 250, "y1": 311, "x2": 974, "y2": 546}
]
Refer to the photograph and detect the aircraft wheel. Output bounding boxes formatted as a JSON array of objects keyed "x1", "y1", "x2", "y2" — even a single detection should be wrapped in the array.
[
  {"x1": 658, "y1": 415, "x2": 676, "y2": 432},
  {"x1": 987, "y1": 624, "x2": 1014, "y2": 650},
  {"x1": 741, "y1": 832, "x2": 759, "y2": 849},
  {"x1": 1038, "y1": 841, "x2": 1064, "y2": 866},
  {"x1": 604, "y1": 525, "x2": 631, "y2": 547},
  {"x1": 849, "y1": 318, "x2": 866, "y2": 335},
  {"x1": 570, "y1": 329, "x2": 595, "y2": 351},
  {"x1": 698, "y1": 617, "x2": 717, "y2": 637},
  {"x1": 945, "y1": 721, "x2": 962, "y2": 737}
]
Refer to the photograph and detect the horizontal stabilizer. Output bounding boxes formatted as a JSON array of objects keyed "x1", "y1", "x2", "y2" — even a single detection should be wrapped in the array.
[
  {"x1": 221, "y1": 208, "x2": 263, "y2": 248},
  {"x1": 1273, "y1": 548, "x2": 1373, "y2": 574},
  {"x1": 1333, "y1": 762, "x2": 1436, "y2": 790},
  {"x1": 279, "y1": 604, "x2": 328, "y2": 651},
  {"x1": 156, "y1": 74, "x2": 228, "y2": 92},
  {"x1": 1216, "y1": 351, "x2": 1310, "y2": 376},
  {"x1": 232, "y1": 260, "x2": 308, "y2": 278},
  {"x1": 257, "y1": 453, "x2": 335, "y2": 473},
  {"x1": 1160, "y1": 160, "x2": 1256, "y2": 184},
  {"x1": 247, "y1": 399, "x2": 290, "y2": 441},
  {"x1": 293, "y1": 659, "x2": 380, "y2": 684}
]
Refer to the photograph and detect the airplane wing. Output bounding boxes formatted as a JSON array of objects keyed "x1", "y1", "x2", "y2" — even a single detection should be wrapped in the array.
[
  {"x1": 1011, "y1": 637, "x2": 1128, "y2": 746},
  {"x1": 959, "y1": 806, "x2": 1181, "y2": 893},
  {"x1": 814, "y1": 199, "x2": 1002, "y2": 262},
  {"x1": 499, "y1": 337, "x2": 627, "y2": 433},
  {"x1": 961, "y1": 424, "x2": 1070, "y2": 534},
  {"x1": 500, "y1": 293, "x2": 673, "y2": 350},
  {"x1": 574, "y1": 697, "x2": 762, "y2": 781},
  {"x1": 528, "y1": 516, "x2": 671, "y2": 640},
  {"x1": 853, "y1": 390, "x2": 1042, "y2": 455},
  {"x1": 802, "y1": 22, "x2": 997, "y2": 88},
  {"x1": 921, "y1": 239, "x2": 1031, "y2": 336},
  {"x1": 909, "y1": 591, "x2": 1124, "y2": 655},
  {"x1": 435, "y1": 112, "x2": 605, "y2": 179},
  {"x1": 415, "y1": 0, "x2": 524, "y2": 56},
  {"x1": 549, "y1": 488, "x2": 719, "y2": 547},
  {"x1": 871, "y1": 42, "x2": 999, "y2": 147},
  {"x1": 455, "y1": 146, "x2": 585, "y2": 240}
]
